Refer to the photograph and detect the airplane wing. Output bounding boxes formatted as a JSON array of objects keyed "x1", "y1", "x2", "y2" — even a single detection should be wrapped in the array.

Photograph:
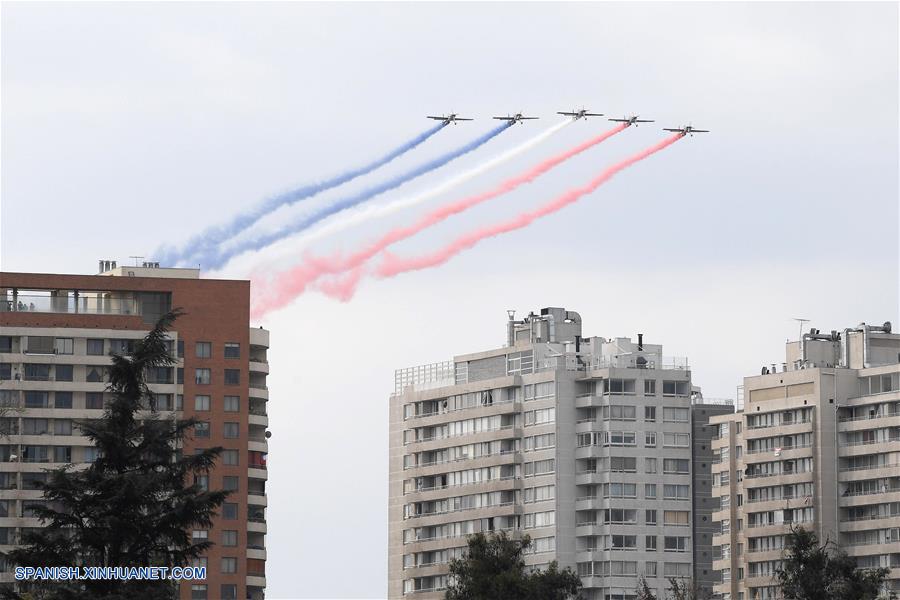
[
  {"x1": 520, "y1": 117, "x2": 540, "y2": 120},
  {"x1": 455, "y1": 118, "x2": 474, "y2": 121},
  {"x1": 691, "y1": 129, "x2": 710, "y2": 133},
  {"x1": 608, "y1": 118, "x2": 629, "y2": 122},
  {"x1": 493, "y1": 116, "x2": 512, "y2": 120},
  {"x1": 583, "y1": 113, "x2": 604, "y2": 117},
  {"x1": 635, "y1": 119, "x2": 655, "y2": 123},
  {"x1": 557, "y1": 112, "x2": 577, "y2": 116},
  {"x1": 426, "y1": 116, "x2": 446, "y2": 120},
  {"x1": 662, "y1": 128, "x2": 682, "y2": 132}
]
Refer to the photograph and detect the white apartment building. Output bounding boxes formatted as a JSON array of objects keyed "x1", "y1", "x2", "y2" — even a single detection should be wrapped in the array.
[
  {"x1": 389, "y1": 307, "x2": 730, "y2": 600},
  {"x1": 711, "y1": 321, "x2": 900, "y2": 600}
]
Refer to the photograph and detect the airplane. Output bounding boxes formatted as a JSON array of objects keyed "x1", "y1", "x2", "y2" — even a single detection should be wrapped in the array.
[
  {"x1": 608, "y1": 115, "x2": 654, "y2": 127},
  {"x1": 557, "y1": 108, "x2": 604, "y2": 120},
  {"x1": 427, "y1": 113, "x2": 474, "y2": 125},
  {"x1": 493, "y1": 113, "x2": 540, "y2": 124},
  {"x1": 663, "y1": 124, "x2": 710, "y2": 137}
]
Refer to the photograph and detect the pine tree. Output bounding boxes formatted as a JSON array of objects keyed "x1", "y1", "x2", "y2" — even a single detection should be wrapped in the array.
[
  {"x1": 445, "y1": 531, "x2": 582, "y2": 600},
  {"x1": 2, "y1": 310, "x2": 229, "y2": 600}
]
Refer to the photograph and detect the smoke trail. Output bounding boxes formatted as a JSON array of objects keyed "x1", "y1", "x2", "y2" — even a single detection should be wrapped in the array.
[
  {"x1": 376, "y1": 133, "x2": 683, "y2": 278},
  {"x1": 250, "y1": 123, "x2": 625, "y2": 316},
  {"x1": 202, "y1": 122, "x2": 513, "y2": 270},
  {"x1": 247, "y1": 119, "x2": 573, "y2": 268},
  {"x1": 155, "y1": 122, "x2": 447, "y2": 266}
]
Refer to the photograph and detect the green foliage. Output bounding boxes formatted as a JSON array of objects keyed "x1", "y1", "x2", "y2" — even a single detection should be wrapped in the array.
[
  {"x1": 776, "y1": 525, "x2": 889, "y2": 600},
  {"x1": 666, "y1": 577, "x2": 711, "y2": 600},
  {"x1": 445, "y1": 531, "x2": 582, "y2": 600},
  {"x1": 2, "y1": 311, "x2": 229, "y2": 600}
]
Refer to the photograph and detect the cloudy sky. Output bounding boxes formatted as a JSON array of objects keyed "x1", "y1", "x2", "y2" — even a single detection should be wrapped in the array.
[{"x1": 2, "y1": 2, "x2": 898, "y2": 598}]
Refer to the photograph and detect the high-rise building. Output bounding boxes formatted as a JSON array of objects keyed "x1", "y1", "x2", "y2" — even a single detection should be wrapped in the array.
[
  {"x1": 388, "y1": 307, "x2": 730, "y2": 599},
  {"x1": 711, "y1": 321, "x2": 900, "y2": 600},
  {"x1": 0, "y1": 264, "x2": 270, "y2": 600}
]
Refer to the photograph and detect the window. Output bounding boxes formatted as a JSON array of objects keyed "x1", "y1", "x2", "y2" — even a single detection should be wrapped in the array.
[
  {"x1": 24, "y1": 364, "x2": 51, "y2": 381},
  {"x1": 645, "y1": 484, "x2": 657, "y2": 499},
  {"x1": 195, "y1": 369, "x2": 211, "y2": 385},
  {"x1": 25, "y1": 391, "x2": 50, "y2": 408},
  {"x1": 524, "y1": 433, "x2": 555, "y2": 451},
  {"x1": 604, "y1": 509, "x2": 637, "y2": 524},
  {"x1": 53, "y1": 446, "x2": 71, "y2": 463},
  {"x1": 645, "y1": 432, "x2": 657, "y2": 447},
  {"x1": 224, "y1": 369, "x2": 240, "y2": 386},
  {"x1": 0, "y1": 364, "x2": 10, "y2": 380},
  {"x1": 664, "y1": 484, "x2": 690, "y2": 500},
  {"x1": 54, "y1": 338, "x2": 74, "y2": 355},
  {"x1": 86, "y1": 392, "x2": 104, "y2": 410},
  {"x1": 606, "y1": 534, "x2": 637, "y2": 550},
  {"x1": 664, "y1": 562, "x2": 691, "y2": 577},
  {"x1": 644, "y1": 380, "x2": 656, "y2": 395},
  {"x1": 604, "y1": 379, "x2": 636, "y2": 395},
  {"x1": 663, "y1": 459, "x2": 690, "y2": 474},
  {"x1": 54, "y1": 392, "x2": 73, "y2": 409},
  {"x1": 663, "y1": 407, "x2": 690, "y2": 422},
  {"x1": 222, "y1": 450, "x2": 239, "y2": 466},
  {"x1": 610, "y1": 457, "x2": 637, "y2": 473},
  {"x1": 645, "y1": 458, "x2": 658, "y2": 474},
  {"x1": 223, "y1": 423, "x2": 239, "y2": 439},
  {"x1": 603, "y1": 483, "x2": 637, "y2": 499},
  {"x1": 86, "y1": 339, "x2": 104, "y2": 355},
  {"x1": 224, "y1": 343, "x2": 240, "y2": 359},
  {"x1": 664, "y1": 432, "x2": 691, "y2": 448},
  {"x1": 646, "y1": 535, "x2": 658, "y2": 551},
  {"x1": 604, "y1": 431, "x2": 636, "y2": 447},
  {"x1": 26, "y1": 336, "x2": 54, "y2": 354},
  {"x1": 0, "y1": 337, "x2": 11, "y2": 352},
  {"x1": 83, "y1": 447, "x2": 100, "y2": 462},
  {"x1": 196, "y1": 475, "x2": 209, "y2": 491},
  {"x1": 645, "y1": 406, "x2": 656, "y2": 421},
  {"x1": 223, "y1": 476, "x2": 239, "y2": 492},
  {"x1": 664, "y1": 536, "x2": 689, "y2": 552},
  {"x1": 86, "y1": 366, "x2": 105, "y2": 383},
  {"x1": 524, "y1": 408, "x2": 555, "y2": 426},
  {"x1": 53, "y1": 365, "x2": 73, "y2": 382},
  {"x1": 195, "y1": 342, "x2": 212, "y2": 358},
  {"x1": 646, "y1": 510, "x2": 657, "y2": 525},
  {"x1": 176, "y1": 340, "x2": 184, "y2": 358},
  {"x1": 194, "y1": 422, "x2": 210, "y2": 438},
  {"x1": 646, "y1": 561, "x2": 658, "y2": 576},
  {"x1": 220, "y1": 584, "x2": 237, "y2": 600},
  {"x1": 192, "y1": 529, "x2": 208, "y2": 541},
  {"x1": 524, "y1": 459, "x2": 555, "y2": 477},
  {"x1": 191, "y1": 585, "x2": 207, "y2": 600},
  {"x1": 224, "y1": 396, "x2": 239, "y2": 412},
  {"x1": 54, "y1": 420, "x2": 72, "y2": 436},
  {"x1": 662, "y1": 381, "x2": 690, "y2": 397},
  {"x1": 221, "y1": 557, "x2": 237, "y2": 574},
  {"x1": 222, "y1": 530, "x2": 238, "y2": 547},
  {"x1": 524, "y1": 511, "x2": 555, "y2": 529},
  {"x1": 524, "y1": 485, "x2": 555, "y2": 503},
  {"x1": 664, "y1": 511, "x2": 690, "y2": 526},
  {"x1": 24, "y1": 419, "x2": 49, "y2": 435},
  {"x1": 602, "y1": 405, "x2": 637, "y2": 421},
  {"x1": 222, "y1": 502, "x2": 237, "y2": 520},
  {"x1": 194, "y1": 396, "x2": 210, "y2": 411}
]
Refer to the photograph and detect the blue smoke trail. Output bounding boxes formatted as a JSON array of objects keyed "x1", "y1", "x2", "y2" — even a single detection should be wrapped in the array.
[
  {"x1": 199, "y1": 121, "x2": 513, "y2": 270},
  {"x1": 156, "y1": 122, "x2": 447, "y2": 266}
]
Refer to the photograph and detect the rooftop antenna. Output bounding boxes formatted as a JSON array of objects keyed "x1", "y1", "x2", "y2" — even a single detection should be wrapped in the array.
[
  {"x1": 129, "y1": 256, "x2": 144, "y2": 267},
  {"x1": 792, "y1": 318, "x2": 810, "y2": 341},
  {"x1": 507, "y1": 309, "x2": 516, "y2": 321}
]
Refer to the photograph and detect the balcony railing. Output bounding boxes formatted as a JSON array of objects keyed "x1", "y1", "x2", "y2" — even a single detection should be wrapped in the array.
[{"x1": 2, "y1": 294, "x2": 141, "y2": 316}]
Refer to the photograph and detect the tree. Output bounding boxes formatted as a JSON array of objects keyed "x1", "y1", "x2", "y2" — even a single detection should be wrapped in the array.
[
  {"x1": 3, "y1": 310, "x2": 229, "y2": 600},
  {"x1": 445, "y1": 531, "x2": 582, "y2": 600},
  {"x1": 775, "y1": 525, "x2": 889, "y2": 600},
  {"x1": 667, "y1": 577, "x2": 712, "y2": 600},
  {"x1": 635, "y1": 575, "x2": 657, "y2": 600}
]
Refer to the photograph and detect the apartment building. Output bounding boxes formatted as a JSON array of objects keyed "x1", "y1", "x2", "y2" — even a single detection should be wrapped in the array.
[
  {"x1": 711, "y1": 321, "x2": 900, "y2": 600},
  {"x1": 389, "y1": 307, "x2": 731, "y2": 600},
  {"x1": 0, "y1": 264, "x2": 270, "y2": 600}
]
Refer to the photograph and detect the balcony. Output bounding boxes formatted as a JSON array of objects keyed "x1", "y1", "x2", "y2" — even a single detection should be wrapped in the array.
[{"x1": 2, "y1": 293, "x2": 141, "y2": 316}]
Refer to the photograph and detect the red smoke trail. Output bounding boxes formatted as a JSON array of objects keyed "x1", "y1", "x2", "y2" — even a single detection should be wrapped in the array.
[
  {"x1": 250, "y1": 124, "x2": 628, "y2": 316},
  {"x1": 376, "y1": 133, "x2": 683, "y2": 278}
]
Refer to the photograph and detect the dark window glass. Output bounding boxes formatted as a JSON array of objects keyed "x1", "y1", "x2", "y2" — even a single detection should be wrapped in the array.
[
  {"x1": 223, "y1": 476, "x2": 239, "y2": 492},
  {"x1": 55, "y1": 365, "x2": 73, "y2": 382},
  {"x1": 224, "y1": 369, "x2": 240, "y2": 386},
  {"x1": 0, "y1": 364, "x2": 10, "y2": 380},
  {"x1": 24, "y1": 391, "x2": 49, "y2": 408},
  {"x1": 54, "y1": 392, "x2": 73, "y2": 409},
  {"x1": 224, "y1": 343, "x2": 240, "y2": 359},
  {"x1": 86, "y1": 392, "x2": 104, "y2": 410},
  {"x1": 86, "y1": 339, "x2": 105, "y2": 356},
  {"x1": 222, "y1": 503, "x2": 237, "y2": 520},
  {"x1": 0, "y1": 337, "x2": 12, "y2": 352},
  {"x1": 194, "y1": 422, "x2": 210, "y2": 438}
]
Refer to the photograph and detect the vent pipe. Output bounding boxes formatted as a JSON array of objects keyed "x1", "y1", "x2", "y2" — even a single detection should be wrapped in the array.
[{"x1": 637, "y1": 333, "x2": 643, "y2": 351}]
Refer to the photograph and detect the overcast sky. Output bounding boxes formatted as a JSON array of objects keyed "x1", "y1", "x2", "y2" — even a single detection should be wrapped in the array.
[{"x1": 2, "y1": 2, "x2": 898, "y2": 598}]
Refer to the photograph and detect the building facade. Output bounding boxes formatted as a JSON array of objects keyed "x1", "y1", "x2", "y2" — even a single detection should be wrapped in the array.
[
  {"x1": 711, "y1": 321, "x2": 900, "y2": 600},
  {"x1": 0, "y1": 265, "x2": 269, "y2": 600},
  {"x1": 389, "y1": 307, "x2": 730, "y2": 599}
]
